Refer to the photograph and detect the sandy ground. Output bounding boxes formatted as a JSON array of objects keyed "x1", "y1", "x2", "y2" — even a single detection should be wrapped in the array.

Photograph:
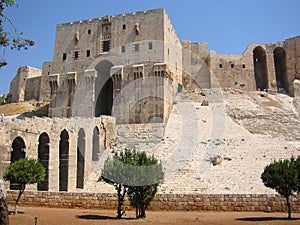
[{"x1": 8, "y1": 206, "x2": 300, "y2": 225}]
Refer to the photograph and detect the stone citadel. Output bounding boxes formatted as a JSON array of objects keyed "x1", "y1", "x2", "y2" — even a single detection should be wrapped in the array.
[{"x1": 1, "y1": 8, "x2": 300, "y2": 209}]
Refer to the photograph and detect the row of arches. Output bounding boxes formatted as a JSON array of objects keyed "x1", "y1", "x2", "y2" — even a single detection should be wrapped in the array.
[
  {"x1": 253, "y1": 46, "x2": 288, "y2": 94},
  {"x1": 9, "y1": 127, "x2": 101, "y2": 192}
]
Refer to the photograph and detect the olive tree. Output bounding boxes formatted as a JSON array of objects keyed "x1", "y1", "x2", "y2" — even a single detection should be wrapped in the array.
[
  {"x1": 100, "y1": 149, "x2": 164, "y2": 219},
  {"x1": 3, "y1": 158, "x2": 45, "y2": 214},
  {"x1": 261, "y1": 157, "x2": 298, "y2": 219}
]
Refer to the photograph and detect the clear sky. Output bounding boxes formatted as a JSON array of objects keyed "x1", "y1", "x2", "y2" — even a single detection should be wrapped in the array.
[{"x1": 0, "y1": 0, "x2": 299, "y2": 94}]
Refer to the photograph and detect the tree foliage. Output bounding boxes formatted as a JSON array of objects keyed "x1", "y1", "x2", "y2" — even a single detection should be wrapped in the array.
[
  {"x1": 127, "y1": 151, "x2": 164, "y2": 218},
  {"x1": 3, "y1": 158, "x2": 45, "y2": 214},
  {"x1": 100, "y1": 149, "x2": 164, "y2": 219},
  {"x1": 261, "y1": 157, "x2": 300, "y2": 219},
  {"x1": 0, "y1": 0, "x2": 34, "y2": 67}
]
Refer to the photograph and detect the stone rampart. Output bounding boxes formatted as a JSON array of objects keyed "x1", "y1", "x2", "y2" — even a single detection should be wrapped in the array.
[{"x1": 6, "y1": 191, "x2": 300, "y2": 212}]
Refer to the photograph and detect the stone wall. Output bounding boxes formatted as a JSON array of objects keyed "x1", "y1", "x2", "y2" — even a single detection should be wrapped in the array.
[
  {"x1": 6, "y1": 191, "x2": 300, "y2": 212},
  {"x1": 9, "y1": 66, "x2": 42, "y2": 103}
]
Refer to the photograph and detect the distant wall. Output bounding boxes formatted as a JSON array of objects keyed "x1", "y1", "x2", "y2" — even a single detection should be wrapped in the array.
[{"x1": 6, "y1": 191, "x2": 300, "y2": 212}]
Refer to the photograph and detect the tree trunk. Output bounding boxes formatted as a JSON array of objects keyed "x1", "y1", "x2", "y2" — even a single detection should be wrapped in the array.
[
  {"x1": 285, "y1": 195, "x2": 292, "y2": 220},
  {"x1": 0, "y1": 179, "x2": 9, "y2": 225},
  {"x1": 14, "y1": 184, "x2": 25, "y2": 214},
  {"x1": 116, "y1": 184, "x2": 126, "y2": 219}
]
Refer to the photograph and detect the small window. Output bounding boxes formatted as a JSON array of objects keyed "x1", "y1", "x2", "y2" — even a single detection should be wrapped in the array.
[
  {"x1": 219, "y1": 64, "x2": 222, "y2": 68},
  {"x1": 102, "y1": 41, "x2": 110, "y2": 52},
  {"x1": 86, "y1": 50, "x2": 91, "y2": 57},
  {"x1": 242, "y1": 64, "x2": 246, "y2": 69},
  {"x1": 63, "y1": 53, "x2": 67, "y2": 61},
  {"x1": 121, "y1": 45, "x2": 125, "y2": 53},
  {"x1": 123, "y1": 24, "x2": 126, "y2": 30},
  {"x1": 133, "y1": 44, "x2": 139, "y2": 52},
  {"x1": 148, "y1": 42, "x2": 153, "y2": 50},
  {"x1": 74, "y1": 51, "x2": 80, "y2": 60},
  {"x1": 231, "y1": 64, "x2": 234, "y2": 68},
  {"x1": 88, "y1": 29, "x2": 91, "y2": 34}
]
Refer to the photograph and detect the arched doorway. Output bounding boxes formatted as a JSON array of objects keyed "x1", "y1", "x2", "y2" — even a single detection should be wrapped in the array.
[
  {"x1": 76, "y1": 128, "x2": 85, "y2": 189},
  {"x1": 274, "y1": 47, "x2": 288, "y2": 94},
  {"x1": 253, "y1": 46, "x2": 268, "y2": 90},
  {"x1": 10, "y1": 137, "x2": 26, "y2": 190},
  {"x1": 94, "y1": 60, "x2": 114, "y2": 117},
  {"x1": 59, "y1": 130, "x2": 69, "y2": 191},
  {"x1": 38, "y1": 133, "x2": 50, "y2": 191},
  {"x1": 92, "y1": 127, "x2": 100, "y2": 161}
]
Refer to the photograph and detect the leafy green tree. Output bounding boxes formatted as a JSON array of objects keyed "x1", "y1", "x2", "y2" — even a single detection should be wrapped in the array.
[
  {"x1": 100, "y1": 150, "x2": 132, "y2": 219},
  {"x1": 3, "y1": 158, "x2": 45, "y2": 214},
  {"x1": 261, "y1": 157, "x2": 298, "y2": 219},
  {"x1": 0, "y1": 0, "x2": 34, "y2": 67},
  {"x1": 127, "y1": 151, "x2": 164, "y2": 218},
  {"x1": 100, "y1": 149, "x2": 164, "y2": 219}
]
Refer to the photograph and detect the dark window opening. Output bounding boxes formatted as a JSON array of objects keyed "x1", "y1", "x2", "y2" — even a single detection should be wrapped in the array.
[
  {"x1": 123, "y1": 24, "x2": 126, "y2": 30},
  {"x1": 88, "y1": 29, "x2": 91, "y2": 34},
  {"x1": 134, "y1": 44, "x2": 139, "y2": 52},
  {"x1": 86, "y1": 50, "x2": 91, "y2": 57},
  {"x1": 38, "y1": 133, "x2": 50, "y2": 191},
  {"x1": 102, "y1": 41, "x2": 110, "y2": 52},
  {"x1": 10, "y1": 137, "x2": 26, "y2": 190},
  {"x1": 274, "y1": 47, "x2": 288, "y2": 94},
  {"x1": 76, "y1": 129, "x2": 85, "y2": 189},
  {"x1": 148, "y1": 42, "x2": 153, "y2": 50},
  {"x1": 253, "y1": 46, "x2": 268, "y2": 91},
  {"x1": 92, "y1": 127, "x2": 100, "y2": 161},
  {"x1": 121, "y1": 45, "x2": 125, "y2": 53},
  {"x1": 231, "y1": 64, "x2": 234, "y2": 68},
  {"x1": 74, "y1": 51, "x2": 80, "y2": 60},
  {"x1": 95, "y1": 77, "x2": 113, "y2": 116},
  {"x1": 242, "y1": 64, "x2": 246, "y2": 69},
  {"x1": 219, "y1": 64, "x2": 222, "y2": 69},
  {"x1": 59, "y1": 130, "x2": 69, "y2": 192},
  {"x1": 63, "y1": 53, "x2": 67, "y2": 61}
]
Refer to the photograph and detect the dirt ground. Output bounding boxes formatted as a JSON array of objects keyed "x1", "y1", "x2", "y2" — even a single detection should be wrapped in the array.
[{"x1": 8, "y1": 205, "x2": 300, "y2": 225}]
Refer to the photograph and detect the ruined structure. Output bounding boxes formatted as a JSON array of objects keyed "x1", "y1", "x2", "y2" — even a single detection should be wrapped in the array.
[{"x1": 2, "y1": 8, "x2": 300, "y2": 197}]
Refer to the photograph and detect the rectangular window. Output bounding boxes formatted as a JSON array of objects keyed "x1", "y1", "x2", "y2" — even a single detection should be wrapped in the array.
[
  {"x1": 133, "y1": 44, "x2": 139, "y2": 52},
  {"x1": 231, "y1": 64, "x2": 234, "y2": 68},
  {"x1": 88, "y1": 29, "x2": 91, "y2": 34},
  {"x1": 63, "y1": 53, "x2": 67, "y2": 61},
  {"x1": 86, "y1": 50, "x2": 91, "y2": 57},
  {"x1": 148, "y1": 42, "x2": 153, "y2": 50},
  {"x1": 121, "y1": 45, "x2": 125, "y2": 53},
  {"x1": 102, "y1": 41, "x2": 110, "y2": 52},
  {"x1": 219, "y1": 64, "x2": 222, "y2": 68},
  {"x1": 74, "y1": 51, "x2": 80, "y2": 60},
  {"x1": 242, "y1": 64, "x2": 246, "y2": 69}
]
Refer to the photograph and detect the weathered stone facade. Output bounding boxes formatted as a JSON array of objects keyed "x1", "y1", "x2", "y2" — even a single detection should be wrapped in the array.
[
  {"x1": 9, "y1": 66, "x2": 42, "y2": 103},
  {"x1": 2, "y1": 8, "x2": 300, "y2": 211}
]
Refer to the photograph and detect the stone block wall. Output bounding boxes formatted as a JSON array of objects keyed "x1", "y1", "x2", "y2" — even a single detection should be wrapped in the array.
[{"x1": 5, "y1": 191, "x2": 300, "y2": 212}]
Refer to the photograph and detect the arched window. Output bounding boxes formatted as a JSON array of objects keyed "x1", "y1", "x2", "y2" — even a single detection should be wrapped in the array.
[
  {"x1": 76, "y1": 128, "x2": 85, "y2": 189},
  {"x1": 10, "y1": 137, "x2": 26, "y2": 190},
  {"x1": 253, "y1": 46, "x2": 268, "y2": 90},
  {"x1": 92, "y1": 127, "x2": 100, "y2": 161},
  {"x1": 59, "y1": 130, "x2": 69, "y2": 191},
  {"x1": 38, "y1": 133, "x2": 50, "y2": 191}
]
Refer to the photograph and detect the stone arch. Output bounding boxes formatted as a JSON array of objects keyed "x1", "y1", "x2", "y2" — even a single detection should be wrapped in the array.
[
  {"x1": 38, "y1": 132, "x2": 50, "y2": 191},
  {"x1": 274, "y1": 47, "x2": 288, "y2": 94},
  {"x1": 59, "y1": 129, "x2": 69, "y2": 191},
  {"x1": 92, "y1": 126, "x2": 100, "y2": 161},
  {"x1": 253, "y1": 46, "x2": 268, "y2": 90},
  {"x1": 95, "y1": 60, "x2": 114, "y2": 116},
  {"x1": 76, "y1": 128, "x2": 85, "y2": 189},
  {"x1": 10, "y1": 137, "x2": 26, "y2": 190}
]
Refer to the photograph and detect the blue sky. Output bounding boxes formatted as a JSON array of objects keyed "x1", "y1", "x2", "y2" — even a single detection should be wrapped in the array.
[{"x1": 0, "y1": 0, "x2": 299, "y2": 94}]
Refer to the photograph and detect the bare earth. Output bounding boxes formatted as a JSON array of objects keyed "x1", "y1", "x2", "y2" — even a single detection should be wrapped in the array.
[{"x1": 8, "y1": 206, "x2": 300, "y2": 225}]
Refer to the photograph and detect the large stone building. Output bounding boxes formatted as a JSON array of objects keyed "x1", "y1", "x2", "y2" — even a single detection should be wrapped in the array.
[{"x1": 2, "y1": 8, "x2": 300, "y2": 195}]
